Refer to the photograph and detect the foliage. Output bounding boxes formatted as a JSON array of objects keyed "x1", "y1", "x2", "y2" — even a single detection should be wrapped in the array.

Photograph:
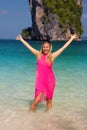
[
  {"x1": 43, "y1": 0, "x2": 83, "y2": 36},
  {"x1": 21, "y1": 27, "x2": 32, "y2": 39}
]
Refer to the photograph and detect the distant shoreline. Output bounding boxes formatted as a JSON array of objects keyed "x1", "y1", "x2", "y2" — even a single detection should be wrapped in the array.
[{"x1": 0, "y1": 37, "x2": 87, "y2": 41}]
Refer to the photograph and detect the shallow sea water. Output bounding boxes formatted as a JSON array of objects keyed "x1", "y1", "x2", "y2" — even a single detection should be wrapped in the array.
[{"x1": 0, "y1": 39, "x2": 87, "y2": 130}]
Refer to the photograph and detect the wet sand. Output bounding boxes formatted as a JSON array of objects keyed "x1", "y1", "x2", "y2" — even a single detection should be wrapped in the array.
[{"x1": 0, "y1": 103, "x2": 87, "y2": 130}]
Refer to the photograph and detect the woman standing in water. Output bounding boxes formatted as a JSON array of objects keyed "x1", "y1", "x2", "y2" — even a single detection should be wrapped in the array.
[{"x1": 16, "y1": 34, "x2": 77, "y2": 111}]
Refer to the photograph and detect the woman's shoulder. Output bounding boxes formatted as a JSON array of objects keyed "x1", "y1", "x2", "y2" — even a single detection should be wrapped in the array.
[{"x1": 36, "y1": 52, "x2": 42, "y2": 59}]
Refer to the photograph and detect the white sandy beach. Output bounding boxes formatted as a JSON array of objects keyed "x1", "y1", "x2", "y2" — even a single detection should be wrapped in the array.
[{"x1": 0, "y1": 101, "x2": 87, "y2": 130}]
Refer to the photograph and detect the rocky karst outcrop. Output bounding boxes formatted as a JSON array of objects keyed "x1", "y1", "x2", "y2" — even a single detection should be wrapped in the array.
[{"x1": 28, "y1": 0, "x2": 83, "y2": 40}]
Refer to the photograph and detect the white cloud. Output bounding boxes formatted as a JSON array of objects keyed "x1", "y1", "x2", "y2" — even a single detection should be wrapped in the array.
[
  {"x1": 0, "y1": 9, "x2": 8, "y2": 15},
  {"x1": 82, "y1": 14, "x2": 87, "y2": 20}
]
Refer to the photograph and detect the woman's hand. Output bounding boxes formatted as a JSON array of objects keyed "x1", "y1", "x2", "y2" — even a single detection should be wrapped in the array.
[
  {"x1": 71, "y1": 33, "x2": 78, "y2": 40},
  {"x1": 16, "y1": 35, "x2": 22, "y2": 41}
]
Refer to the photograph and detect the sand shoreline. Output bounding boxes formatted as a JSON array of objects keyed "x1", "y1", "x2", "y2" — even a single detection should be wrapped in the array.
[{"x1": 0, "y1": 104, "x2": 87, "y2": 130}]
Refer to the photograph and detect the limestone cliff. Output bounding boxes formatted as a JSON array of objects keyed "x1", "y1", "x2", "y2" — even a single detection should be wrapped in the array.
[{"x1": 28, "y1": 0, "x2": 83, "y2": 40}]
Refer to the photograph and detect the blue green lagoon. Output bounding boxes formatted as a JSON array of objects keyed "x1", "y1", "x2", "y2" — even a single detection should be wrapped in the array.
[{"x1": 0, "y1": 39, "x2": 87, "y2": 130}]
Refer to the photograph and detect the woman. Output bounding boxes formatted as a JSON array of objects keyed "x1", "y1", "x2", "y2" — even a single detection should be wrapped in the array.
[{"x1": 16, "y1": 34, "x2": 77, "y2": 111}]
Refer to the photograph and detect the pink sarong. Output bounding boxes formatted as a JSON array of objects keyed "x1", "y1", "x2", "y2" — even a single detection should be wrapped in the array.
[{"x1": 34, "y1": 54, "x2": 56, "y2": 101}]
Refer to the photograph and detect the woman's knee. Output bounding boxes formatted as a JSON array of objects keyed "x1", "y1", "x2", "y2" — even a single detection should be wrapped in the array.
[
  {"x1": 34, "y1": 93, "x2": 43, "y2": 104},
  {"x1": 46, "y1": 99, "x2": 52, "y2": 104}
]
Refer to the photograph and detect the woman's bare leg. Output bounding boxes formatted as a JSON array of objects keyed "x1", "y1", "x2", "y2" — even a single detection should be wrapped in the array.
[
  {"x1": 46, "y1": 99, "x2": 52, "y2": 111},
  {"x1": 30, "y1": 93, "x2": 43, "y2": 111}
]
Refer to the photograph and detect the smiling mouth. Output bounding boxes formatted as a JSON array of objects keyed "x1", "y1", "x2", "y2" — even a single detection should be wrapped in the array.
[{"x1": 43, "y1": 50, "x2": 49, "y2": 53}]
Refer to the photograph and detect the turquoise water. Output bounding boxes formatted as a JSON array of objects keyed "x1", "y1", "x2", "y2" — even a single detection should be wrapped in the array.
[{"x1": 0, "y1": 39, "x2": 87, "y2": 130}]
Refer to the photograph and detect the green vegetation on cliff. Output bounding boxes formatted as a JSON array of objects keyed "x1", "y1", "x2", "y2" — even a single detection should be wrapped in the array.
[
  {"x1": 21, "y1": 27, "x2": 32, "y2": 39},
  {"x1": 43, "y1": 0, "x2": 83, "y2": 36}
]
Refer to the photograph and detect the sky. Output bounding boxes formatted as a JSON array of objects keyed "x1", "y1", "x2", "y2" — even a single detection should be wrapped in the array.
[{"x1": 0, "y1": 0, "x2": 87, "y2": 39}]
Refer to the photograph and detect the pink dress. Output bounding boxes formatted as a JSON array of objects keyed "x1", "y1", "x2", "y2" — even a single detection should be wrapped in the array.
[{"x1": 34, "y1": 54, "x2": 56, "y2": 101}]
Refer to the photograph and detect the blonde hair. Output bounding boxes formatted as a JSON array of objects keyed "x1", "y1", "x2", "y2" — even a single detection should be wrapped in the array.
[{"x1": 39, "y1": 41, "x2": 52, "y2": 61}]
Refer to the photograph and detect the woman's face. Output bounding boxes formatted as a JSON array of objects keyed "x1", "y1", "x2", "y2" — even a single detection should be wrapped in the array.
[{"x1": 42, "y1": 42, "x2": 50, "y2": 55}]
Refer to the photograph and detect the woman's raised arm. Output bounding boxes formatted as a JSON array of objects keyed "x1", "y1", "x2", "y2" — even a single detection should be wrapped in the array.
[
  {"x1": 16, "y1": 35, "x2": 39, "y2": 56},
  {"x1": 52, "y1": 34, "x2": 78, "y2": 60}
]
